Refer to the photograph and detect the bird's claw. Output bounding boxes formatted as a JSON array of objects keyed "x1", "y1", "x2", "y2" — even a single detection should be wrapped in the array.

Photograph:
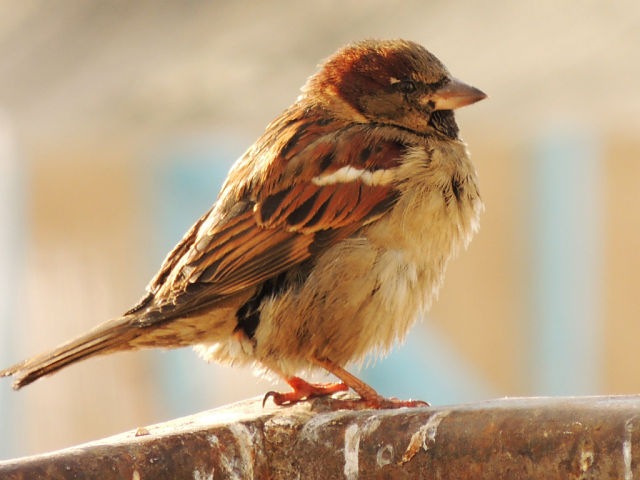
[{"x1": 262, "y1": 379, "x2": 349, "y2": 407}]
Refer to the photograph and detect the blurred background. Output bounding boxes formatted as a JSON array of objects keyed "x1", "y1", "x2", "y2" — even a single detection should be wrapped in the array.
[{"x1": 1, "y1": 0, "x2": 639, "y2": 460}]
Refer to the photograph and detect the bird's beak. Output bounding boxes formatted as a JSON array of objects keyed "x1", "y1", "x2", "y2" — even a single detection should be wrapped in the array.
[{"x1": 430, "y1": 78, "x2": 487, "y2": 110}]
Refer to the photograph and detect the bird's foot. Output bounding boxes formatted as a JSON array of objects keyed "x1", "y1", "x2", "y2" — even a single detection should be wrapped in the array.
[
  {"x1": 307, "y1": 355, "x2": 429, "y2": 410},
  {"x1": 263, "y1": 376, "x2": 348, "y2": 406}
]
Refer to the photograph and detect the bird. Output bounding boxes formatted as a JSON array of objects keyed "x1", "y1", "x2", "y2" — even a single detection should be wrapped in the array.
[{"x1": 1, "y1": 39, "x2": 486, "y2": 409}]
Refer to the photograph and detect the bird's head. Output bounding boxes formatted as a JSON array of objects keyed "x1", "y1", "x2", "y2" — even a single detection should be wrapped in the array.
[{"x1": 303, "y1": 39, "x2": 486, "y2": 138}]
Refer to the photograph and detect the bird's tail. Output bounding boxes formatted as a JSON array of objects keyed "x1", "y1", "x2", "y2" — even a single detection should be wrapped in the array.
[{"x1": 0, "y1": 316, "x2": 139, "y2": 390}]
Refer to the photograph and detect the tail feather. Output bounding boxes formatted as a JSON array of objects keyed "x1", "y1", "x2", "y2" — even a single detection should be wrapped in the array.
[{"x1": 0, "y1": 316, "x2": 138, "y2": 390}]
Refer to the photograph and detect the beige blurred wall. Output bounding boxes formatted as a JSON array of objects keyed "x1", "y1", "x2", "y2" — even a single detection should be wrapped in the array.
[
  {"x1": 603, "y1": 136, "x2": 640, "y2": 393},
  {"x1": 19, "y1": 147, "x2": 161, "y2": 455}
]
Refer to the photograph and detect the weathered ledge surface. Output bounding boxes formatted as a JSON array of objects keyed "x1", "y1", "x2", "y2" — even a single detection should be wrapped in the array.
[{"x1": 1, "y1": 394, "x2": 640, "y2": 479}]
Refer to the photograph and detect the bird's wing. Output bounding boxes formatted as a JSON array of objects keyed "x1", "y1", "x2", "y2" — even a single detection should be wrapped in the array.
[{"x1": 141, "y1": 122, "x2": 408, "y2": 321}]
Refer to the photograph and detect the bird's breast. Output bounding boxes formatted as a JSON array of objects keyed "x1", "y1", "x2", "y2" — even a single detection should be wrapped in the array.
[
  {"x1": 355, "y1": 140, "x2": 483, "y2": 348},
  {"x1": 250, "y1": 140, "x2": 483, "y2": 373}
]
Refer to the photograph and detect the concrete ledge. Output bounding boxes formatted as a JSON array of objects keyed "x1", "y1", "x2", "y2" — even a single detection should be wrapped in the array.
[{"x1": 1, "y1": 395, "x2": 640, "y2": 479}]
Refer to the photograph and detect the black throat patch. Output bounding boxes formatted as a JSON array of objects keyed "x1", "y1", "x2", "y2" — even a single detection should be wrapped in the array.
[{"x1": 428, "y1": 110, "x2": 459, "y2": 139}]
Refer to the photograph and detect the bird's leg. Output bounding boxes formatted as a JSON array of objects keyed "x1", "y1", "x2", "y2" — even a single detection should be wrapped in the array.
[
  {"x1": 263, "y1": 375, "x2": 348, "y2": 407},
  {"x1": 311, "y1": 355, "x2": 429, "y2": 410}
]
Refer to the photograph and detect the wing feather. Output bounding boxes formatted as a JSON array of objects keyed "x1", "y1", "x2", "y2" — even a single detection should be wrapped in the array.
[{"x1": 142, "y1": 120, "x2": 409, "y2": 322}]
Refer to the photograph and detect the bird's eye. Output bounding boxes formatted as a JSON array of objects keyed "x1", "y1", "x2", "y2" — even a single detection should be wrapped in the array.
[{"x1": 398, "y1": 80, "x2": 416, "y2": 93}]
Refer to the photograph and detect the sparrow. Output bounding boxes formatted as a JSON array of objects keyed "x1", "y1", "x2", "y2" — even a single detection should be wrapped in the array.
[{"x1": 1, "y1": 39, "x2": 486, "y2": 409}]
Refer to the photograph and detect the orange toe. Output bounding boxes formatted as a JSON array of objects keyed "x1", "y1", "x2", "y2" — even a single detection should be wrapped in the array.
[{"x1": 263, "y1": 376, "x2": 348, "y2": 406}]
